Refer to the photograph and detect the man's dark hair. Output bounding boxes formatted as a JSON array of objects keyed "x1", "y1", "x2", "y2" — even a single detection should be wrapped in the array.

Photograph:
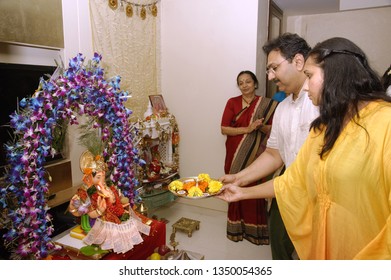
[{"x1": 262, "y1": 33, "x2": 311, "y2": 60}]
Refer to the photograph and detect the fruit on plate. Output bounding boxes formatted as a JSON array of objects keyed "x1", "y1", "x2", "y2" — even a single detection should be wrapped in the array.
[{"x1": 150, "y1": 252, "x2": 161, "y2": 260}]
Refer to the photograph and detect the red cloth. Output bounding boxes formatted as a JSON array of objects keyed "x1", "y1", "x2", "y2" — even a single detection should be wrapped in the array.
[{"x1": 103, "y1": 219, "x2": 166, "y2": 260}]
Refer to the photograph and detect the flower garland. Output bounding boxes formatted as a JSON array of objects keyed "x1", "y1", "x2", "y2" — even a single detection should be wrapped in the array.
[{"x1": 0, "y1": 53, "x2": 143, "y2": 259}]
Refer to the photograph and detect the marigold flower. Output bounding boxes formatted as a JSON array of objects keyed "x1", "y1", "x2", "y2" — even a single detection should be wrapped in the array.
[
  {"x1": 208, "y1": 180, "x2": 223, "y2": 194},
  {"x1": 198, "y1": 173, "x2": 211, "y2": 182},
  {"x1": 168, "y1": 180, "x2": 184, "y2": 191},
  {"x1": 188, "y1": 186, "x2": 203, "y2": 197}
]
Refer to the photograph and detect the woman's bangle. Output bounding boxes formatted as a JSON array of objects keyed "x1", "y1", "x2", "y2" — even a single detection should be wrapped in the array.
[
  {"x1": 96, "y1": 208, "x2": 102, "y2": 216},
  {"x1": 69, "y1": 208, "x2": 78, "y2": 213}
]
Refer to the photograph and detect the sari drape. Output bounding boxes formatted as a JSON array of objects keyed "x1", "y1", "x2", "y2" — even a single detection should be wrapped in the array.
[{"x1": 221, "y1": 95, "x2": 278, "y2": 245}]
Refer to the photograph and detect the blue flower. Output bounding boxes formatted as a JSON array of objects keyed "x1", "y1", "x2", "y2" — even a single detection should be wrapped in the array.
[{"x1": 0, "y1": 53, "x2": 141, "y2": 259}]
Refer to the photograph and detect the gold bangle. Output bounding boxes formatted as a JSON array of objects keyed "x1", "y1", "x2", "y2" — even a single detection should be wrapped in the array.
[
  {"x1": 69, "y1": 208, "x2": 78, "y2": 213},
  {"x1": 96, "y1": 209, "x2": 102, "y2": 216}
]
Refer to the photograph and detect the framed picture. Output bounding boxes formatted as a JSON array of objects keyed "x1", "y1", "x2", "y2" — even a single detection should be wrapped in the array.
[{"x1": 149, "y1": 94, "x2": 167, "y2": 115}]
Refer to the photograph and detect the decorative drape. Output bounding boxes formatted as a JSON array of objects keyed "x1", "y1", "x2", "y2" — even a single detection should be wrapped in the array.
[{"x1": 89, "y1": 0, "x2": 161, "y2": 119}]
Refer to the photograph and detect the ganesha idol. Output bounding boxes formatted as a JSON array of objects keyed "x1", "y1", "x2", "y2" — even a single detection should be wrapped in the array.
[{"x1": 68, "y1": 150, "x2": 150, "y2": 254}]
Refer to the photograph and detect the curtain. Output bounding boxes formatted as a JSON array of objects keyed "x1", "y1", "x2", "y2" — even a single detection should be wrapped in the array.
[{"x1": 89, "y1": 0, "x2": 161, "y2": 119}]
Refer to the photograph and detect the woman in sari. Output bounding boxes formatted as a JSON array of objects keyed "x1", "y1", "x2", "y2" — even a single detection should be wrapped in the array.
[{"x1": 221, "y1": 70, "x2": 278, "y2": 245}]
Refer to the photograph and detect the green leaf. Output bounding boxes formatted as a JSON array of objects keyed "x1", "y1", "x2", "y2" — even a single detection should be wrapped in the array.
[{"x1": 79, "y1": 245, "x2": 109, "y2": 256}]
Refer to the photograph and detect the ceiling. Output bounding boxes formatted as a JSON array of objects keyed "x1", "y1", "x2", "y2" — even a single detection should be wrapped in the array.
[
  {"x1": 273, "y1": 0, "x2": 391, "y2": 16},
  {"x1": 273, "y1": 0, "x2": 339, "y2": 15}
]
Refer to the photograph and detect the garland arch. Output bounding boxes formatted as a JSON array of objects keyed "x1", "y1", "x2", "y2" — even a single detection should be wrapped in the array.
[{"x1": 0, "y1": 53, "x2": 143, "y2": 259}]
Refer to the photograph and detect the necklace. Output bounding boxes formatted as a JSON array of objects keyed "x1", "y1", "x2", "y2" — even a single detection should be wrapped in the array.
[{"x1": 242, "y1": 96, "x2": 255, "y2": 106}]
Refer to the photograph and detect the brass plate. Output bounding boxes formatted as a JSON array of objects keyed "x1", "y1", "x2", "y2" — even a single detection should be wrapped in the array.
[{"x1": 168, "y1": 177, "x2": 222, "y2": 199}]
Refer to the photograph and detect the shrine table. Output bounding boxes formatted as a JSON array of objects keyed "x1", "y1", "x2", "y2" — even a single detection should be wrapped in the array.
[{"x1": 51, "y1": 216, "x2": 166, "y2": 260}]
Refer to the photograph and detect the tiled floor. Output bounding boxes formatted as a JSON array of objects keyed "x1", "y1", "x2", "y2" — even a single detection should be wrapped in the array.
[{"x1": 149, "y1": 201, "x2": 272, "y2": 260}]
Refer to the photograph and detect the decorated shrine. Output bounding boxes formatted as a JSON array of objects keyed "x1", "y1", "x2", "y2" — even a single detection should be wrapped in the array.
[{"x1": 0, "y1": 53, "x2": 161, "y2": 259}]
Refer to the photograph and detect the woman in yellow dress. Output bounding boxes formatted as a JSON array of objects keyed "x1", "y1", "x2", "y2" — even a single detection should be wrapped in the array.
[{"x1": 217, "y1": 37, "x2": 391, "y2": 259}]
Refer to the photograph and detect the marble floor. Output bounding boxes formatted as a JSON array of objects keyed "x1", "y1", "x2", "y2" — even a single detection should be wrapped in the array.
[{"x1": 149, "y1": 201, "x2": 272, "y2": 260}]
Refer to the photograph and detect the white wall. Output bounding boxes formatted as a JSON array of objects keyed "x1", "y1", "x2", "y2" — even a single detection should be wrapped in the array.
[
  {"x1": 285, "y1": 6, "x2": 391, "y2": 75},
  {"x1": 62, "y1": 0, "x2": 93, "y2": 61},
  {"x1": 61, "y1": 0, "x2": 93, "y2": 186},
  {"x1": 160, "y1": 0, "x2": 260, "y2": 211}
]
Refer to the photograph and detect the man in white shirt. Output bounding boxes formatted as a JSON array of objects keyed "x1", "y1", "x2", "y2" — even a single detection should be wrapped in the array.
[{"x1": 220, "y1": 33, "x2": 319, "y2": 259}]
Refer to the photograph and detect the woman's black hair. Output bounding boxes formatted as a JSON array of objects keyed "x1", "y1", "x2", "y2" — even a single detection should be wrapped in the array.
[
  {"x1": 237, "y1": 70, "x2": 258, "y2": 89},
  {"x1": 381, "y1": 65, "x2": 391, "y2": 91},
  {"x1": 308, "y1": 37, "x2": 391, "y2": 158}
]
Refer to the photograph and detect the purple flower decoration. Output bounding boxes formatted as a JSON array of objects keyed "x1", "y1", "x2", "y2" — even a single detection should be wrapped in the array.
[{"x1": 0, "y1": 53, "x2": 142, "y2": 259}]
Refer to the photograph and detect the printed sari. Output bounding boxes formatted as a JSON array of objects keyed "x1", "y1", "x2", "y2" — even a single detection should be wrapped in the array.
[{"x1": 221, "y1": 95, "x2": 279, "y2": 245}]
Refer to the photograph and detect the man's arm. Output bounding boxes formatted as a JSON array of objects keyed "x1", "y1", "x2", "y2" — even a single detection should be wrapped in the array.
[{"x1": 234, "y1": 147, "x2": 283, "y2": 186}]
